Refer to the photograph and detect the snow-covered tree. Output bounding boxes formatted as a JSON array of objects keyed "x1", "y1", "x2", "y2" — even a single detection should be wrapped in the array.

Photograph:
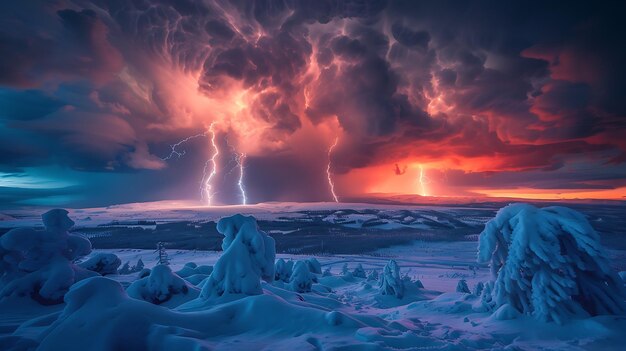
[
  {"x1": 155, "y1": 242, "x2": 170, "y2": 265},
  {"x1": 473, "y1": 281, "x2": 485, "y2": 296},
  {"x1": 119, "y1": 262, "x2": 131, "y2": 275},
  {"x1": 341, "y1": 263, "x2": 349, "y2": 275},
  {"x1": 127, "y1": 264, "x2": 199, "y2": 307},
  {"x1": 133, "y1": 258, "x2": 145, "y2": 272},
  {"x1": 456, "y1": 279, "x2": 470, "y2": 293},
  {"x1": 290, "y1": 261, "x2": 315, "y2": 293},
  {"x1": 79, "y1": 253, "x2": 121, "y2": 275},
  {"x1": 478, "y1": 203, "x2": 626, "y2": 323},
  {"x1": 353, "y1": 264, "x2": 366, "y2": 278},
  {"x1": 275, "y1": 258, "x2": 294, "y2": 282},
  {"x1": 305, "y1": 258, "x2": 322, "y2": 274},
  {"x1": 200, "y1": 214, "x2": 275, "y2": 300},
  {"x1": 0, "y1": 209, "x2": 96, "y2": 304},
  {"x1": 367, "y1": 269, "x2": 379, "y2": 282},
  {"x1": 379, "y1": 260, "x2": 404, "y2": 299}
]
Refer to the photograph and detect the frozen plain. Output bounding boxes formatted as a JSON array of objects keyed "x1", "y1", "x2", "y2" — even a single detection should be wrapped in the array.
[{"x1": 1, "y1": 200, "x2": 626, "y2": 350}]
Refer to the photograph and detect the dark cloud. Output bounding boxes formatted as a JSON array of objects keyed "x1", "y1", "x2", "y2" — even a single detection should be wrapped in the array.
[{"x1": 0, "y1": 0, "x2": 625, "y2": 206}]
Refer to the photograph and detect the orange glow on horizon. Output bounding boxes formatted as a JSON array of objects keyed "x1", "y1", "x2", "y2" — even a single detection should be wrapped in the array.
[{"x1": 472, "y1": 187, "x2": 626, "y2": 201}]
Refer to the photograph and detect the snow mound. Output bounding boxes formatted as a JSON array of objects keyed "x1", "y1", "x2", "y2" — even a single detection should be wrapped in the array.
[
  {"x1": 34, "y1": 276, "x2": 396, "y2": 350},
  {"x1": 127, "y1": 264, "x2": 199, "y2": 307},
  {"x1": 0, "y1": 209, "x2": 96, "y2": 304},
  {"x1": 290, "y1": 261, "x2": 315, "y2": 293},
  {"x1": 175, "y1": 262, "x2": 213, "y2": 278},
  {"x1": 199, "y1": 214, "x2": 276, "y2": 301},
  {"x1": 79, "y1": 253, "x2": 121, "y2": 275},
  {"x1": 379, "y1": 260, "x2": 404, "y2": 299},
  {"x1": 478, "y1": 203, "x2": 626, "y2": 323}
]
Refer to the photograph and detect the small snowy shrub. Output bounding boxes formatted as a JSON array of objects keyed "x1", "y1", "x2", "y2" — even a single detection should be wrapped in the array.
[
  {"x1": 290, "y1": 261, "x2": 315, "y2": 293},
  {"x1": 79, "y1": 253, "x2": 121, "y2": 275},
  {"x1": 456, "y1": 279, "x2": 470, "y2": 294},
  {"x1": 0, "y1": 209, "x2": 96, "y2": 304},
  {"x1": 127, "y1": 264, "x2": 199, "y2": 307},
  {"x1": 379, "y1": 260, "x2": 404, "y2": 299},
  {"x1": 275, "y1": 258, "x2": 294, "y2": 282},
  {"x1": 200, "y1": 214, "x2": 275, "y2": 300},
  {"x1": 367, "y1": 270, "x2": 379, "y2": 282},
  {"x1": 322, "y1": 267, "x2": 332, "y2": 277},
  {"x1": 341, "y1": 263, "x2": 349, "y2": 275},
  {"x1": 305, "y1": 258, "x2": 322, "y2": 274},
  {"x1": 353, "y1": 264, "x2": 366, "y2": 278},
  {"x1": 478, "y1": 203, "x2": 626, "y2": 323}
]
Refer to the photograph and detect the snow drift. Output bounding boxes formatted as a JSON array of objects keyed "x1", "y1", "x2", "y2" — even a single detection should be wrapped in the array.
[{"x1": 478, "y1": 203, "x2": 626, "y2": 323}]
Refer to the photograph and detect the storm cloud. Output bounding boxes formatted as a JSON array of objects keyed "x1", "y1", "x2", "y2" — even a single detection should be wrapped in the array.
[{"x1": 1, "y1": 0, "x2": 625, "y2": 206}]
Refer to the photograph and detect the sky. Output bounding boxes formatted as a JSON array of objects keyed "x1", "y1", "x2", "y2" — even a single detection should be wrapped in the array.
[{"x1": 1, "y1": 0, "x2": 626, "y2": 208}]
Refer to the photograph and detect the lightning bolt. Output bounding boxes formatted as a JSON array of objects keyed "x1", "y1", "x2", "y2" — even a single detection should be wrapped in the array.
[
  {"x1": 418, "y1": 165, "x2": 430, "y2": 197},
  {"x1": 161, "y1": 133, "x2": 207, "y2": 160},
  {"x1": 201, "y1": 122, "x2": 219, "y2": 206},
  {"x1": 326, "y1": 137, "x2": 339, "y2": 203},
  {"x1": 235, "y1": 153, "x2": 247, "y2": 205}
]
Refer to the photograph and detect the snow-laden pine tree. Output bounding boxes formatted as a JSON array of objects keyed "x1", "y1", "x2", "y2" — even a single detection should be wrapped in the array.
[
  {"x1": 119, "y1": 262, "x2": 131, "y2": 275},
  {"x1": 341, "y1": 263, "x2": 349, "y2": 275},
  {"x1": 133, "y1": 258, "x2": 145, "y2": 273},
  {"x1": 275, "y1": 258, "x2": 294, "y2": 282},
  {"x1": 200, "y1": 214, "x2": 275, "y2": 300},
  {"x1": 0, "y1": 209, "x2": 95, "y2": 304},
  {"x1": 478, "y1": 203, "x2": 626, "y2": 323},
  {"x1": 456, "y1": 279, "x2": 470, "y2": 293},
  {"x1": 367, "y1": 269, "x2": 379, "y2": 282},
  {"x1": 290, "y1": 261, "x2": 315, "y2": 293},
  {"x1": 353, "y1": 264, "x2": 366, "y2": 278},
  {"x1": 305, "y1": 258, "x2": 322, "y2": 274},
  {"x1": 379, "y1": 260, "x2": 404, "y2": 299},
  {"x1": 473, "y1": 281, "x2": 484, "y2": 296}
]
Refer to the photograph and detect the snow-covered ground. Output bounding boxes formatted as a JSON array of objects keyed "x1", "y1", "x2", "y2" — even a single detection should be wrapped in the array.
[{"x1": 1, "y1": 202, "x2": 626, "y2": 350}]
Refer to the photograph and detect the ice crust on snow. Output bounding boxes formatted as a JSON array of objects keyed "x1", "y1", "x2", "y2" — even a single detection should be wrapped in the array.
[
  {"x1": 0, "y1": 209, "x2": 95, "y2": 304},
  {"x1": 478, "y1": 203, "x2": 626, "y2": 323}
]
